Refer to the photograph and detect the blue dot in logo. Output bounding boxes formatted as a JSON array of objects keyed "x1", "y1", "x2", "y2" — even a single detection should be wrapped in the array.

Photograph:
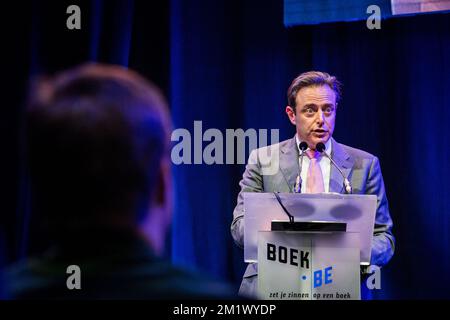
[{"x1": 302, "y1": 275, "x2": 307, "y2": 280}]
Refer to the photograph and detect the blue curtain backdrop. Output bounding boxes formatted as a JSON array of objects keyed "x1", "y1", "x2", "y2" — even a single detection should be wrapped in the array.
[{"x1": 1, "y1": 0, "x2": 450, "y2": 299}]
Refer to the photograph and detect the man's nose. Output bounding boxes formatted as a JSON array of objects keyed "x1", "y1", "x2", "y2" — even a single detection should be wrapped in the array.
[{"x1": 316, "y1": 110, "x2": 325, "y2": 125}]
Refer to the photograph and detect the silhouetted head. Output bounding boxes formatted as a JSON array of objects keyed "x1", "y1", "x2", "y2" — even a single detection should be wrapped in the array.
[{"x1": 26, "y1": 63, "x2": 172, "y2": 252}]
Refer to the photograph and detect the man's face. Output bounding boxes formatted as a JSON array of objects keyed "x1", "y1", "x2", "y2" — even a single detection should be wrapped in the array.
[{"x1": 286, "y1": 85, "x2": 337, "y2": 150}]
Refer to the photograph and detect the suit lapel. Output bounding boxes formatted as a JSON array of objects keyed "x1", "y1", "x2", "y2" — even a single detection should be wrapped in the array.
[
  {"x1": 279, "y1": 136, "x2": 300, "y2": 192},
  {"x1": 278, "y1": 136, "x2": 354, "y2": 194},
  {"x1": 329, "y1": 138, "x2": 354, "y2": 193}
]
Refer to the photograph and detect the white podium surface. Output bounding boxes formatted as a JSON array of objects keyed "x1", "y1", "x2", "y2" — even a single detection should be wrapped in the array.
[{"x1": 244, "y1": 192, "x2": 376, "y2": 264}]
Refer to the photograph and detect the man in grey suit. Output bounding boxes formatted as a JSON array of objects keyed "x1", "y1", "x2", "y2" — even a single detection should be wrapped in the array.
[{"x1": 231, "y1": 71, "x2": 395, "y2": 298}]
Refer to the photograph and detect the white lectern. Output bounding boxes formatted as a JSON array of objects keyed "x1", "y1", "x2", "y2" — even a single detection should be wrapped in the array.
[{"x1": 243, "y1": 192, "x2": 377, "y2": 300}]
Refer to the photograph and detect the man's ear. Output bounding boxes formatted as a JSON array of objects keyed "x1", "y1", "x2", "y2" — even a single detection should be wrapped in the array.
[
  {"x1": 154, "y1": 156, "x2": 171, "y2": 213},
  {"x1": 285, "y1": 105, "x2": 297, "y2": 125},
  {"x1": 140, "y1": 156, "x2": 172, "y2": 256}
]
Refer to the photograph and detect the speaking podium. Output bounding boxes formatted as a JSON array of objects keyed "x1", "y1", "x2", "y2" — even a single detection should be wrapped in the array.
[{"x1": 243, "y1": 192, "x2": 377, "y2": 300}]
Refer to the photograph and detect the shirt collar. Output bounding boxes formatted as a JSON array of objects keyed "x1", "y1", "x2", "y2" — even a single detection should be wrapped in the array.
[{"x1": 295, "y1": 134, "x2": 332, "y2": 155}]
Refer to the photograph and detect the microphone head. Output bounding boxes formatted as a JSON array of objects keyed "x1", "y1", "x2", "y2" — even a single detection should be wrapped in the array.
[
  {"x1": 344, "y1": 178, "x2": 352, "y2": 194},
  {"x1": 299, "y1": 142, "x2": 308, "y2": 152},
  {"x1": 316, "y1": 142, "x2": 326, "y2": 153}
]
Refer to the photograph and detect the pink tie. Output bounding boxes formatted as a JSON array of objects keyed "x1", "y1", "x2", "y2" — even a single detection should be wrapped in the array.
[{"x1": 306, "y1": 150, "x2": 325, "y2": 193}]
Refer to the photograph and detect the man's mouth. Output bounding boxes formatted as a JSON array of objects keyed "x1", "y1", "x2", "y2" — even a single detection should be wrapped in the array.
[{"x1": 312, "y1": 129, "x2": 328, "y2": 137}]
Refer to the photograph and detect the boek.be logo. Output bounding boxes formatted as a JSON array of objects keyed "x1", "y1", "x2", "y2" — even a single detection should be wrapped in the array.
[{"x1": 267, "y1": 243, "x2": 333, "y2": 288}]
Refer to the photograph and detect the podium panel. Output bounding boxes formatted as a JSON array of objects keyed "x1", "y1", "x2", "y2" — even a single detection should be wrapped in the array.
[
  {"x1": 257, "y1": 231, "x2": 360, "y2": 300},
  {"x1": 244, "y1": 192, "x2": 376, "y2": 264}
]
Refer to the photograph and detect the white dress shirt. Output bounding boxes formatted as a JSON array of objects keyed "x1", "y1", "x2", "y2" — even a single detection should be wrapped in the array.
[{"x1": 295, "y1": 135, "x2": 332, "y2": 193}]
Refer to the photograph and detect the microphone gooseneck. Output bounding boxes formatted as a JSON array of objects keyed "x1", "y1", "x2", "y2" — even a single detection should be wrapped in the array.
[
  {"x1": 316, "y1": 142, "x2": 352, "y2": 194},
  {"x1": 274, "y1": 192, "x2": 294, "y2": 223},
  {"x1": 295, "y1": 142, "x2": 309, "y2": 193}
]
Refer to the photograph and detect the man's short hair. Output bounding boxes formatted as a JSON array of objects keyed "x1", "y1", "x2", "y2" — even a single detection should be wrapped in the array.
[
  {"x1": 287, "y1": 71, "x2": 342, "y2": 110},
  {"x1": 26, "y1": 63, "x2": 171, "y2": 229}
]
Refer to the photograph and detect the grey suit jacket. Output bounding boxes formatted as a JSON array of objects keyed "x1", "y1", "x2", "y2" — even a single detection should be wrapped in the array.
[{"x1": 231, "y1": 136, "x2": 395, "y2": 298}]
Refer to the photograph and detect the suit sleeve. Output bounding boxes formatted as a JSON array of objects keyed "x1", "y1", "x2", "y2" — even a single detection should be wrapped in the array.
[
  {"x1": 231, "y1": 150, "x2": 264, "y2": 249},
  {"x1": 366, "y1": 156, "x2": 395, "y2": 267}
]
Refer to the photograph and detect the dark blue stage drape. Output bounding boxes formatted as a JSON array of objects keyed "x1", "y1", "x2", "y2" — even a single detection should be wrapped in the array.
[
  {"x1": 1, "y1": 0, "x2": 170, "y2": 261},
  {"x1": 2, "y1": 0, "x2": 450, "y2": 299}
]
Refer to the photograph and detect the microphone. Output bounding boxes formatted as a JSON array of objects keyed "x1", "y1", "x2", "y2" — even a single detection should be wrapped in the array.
[
  {"x1": 294, "y1": 142, "x2": 308, "y2": 193},
  {"x1": 274, "y1": 192, "x2": 295, "y2": 224},
  {"x1": 316, "y1": 142, "x2": 352, "y2": 194}
]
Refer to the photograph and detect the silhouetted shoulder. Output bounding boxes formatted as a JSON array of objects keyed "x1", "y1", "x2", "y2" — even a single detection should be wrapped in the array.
[{"x1": 5, "y1": 246, "x2": 238, "y2": 300}]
